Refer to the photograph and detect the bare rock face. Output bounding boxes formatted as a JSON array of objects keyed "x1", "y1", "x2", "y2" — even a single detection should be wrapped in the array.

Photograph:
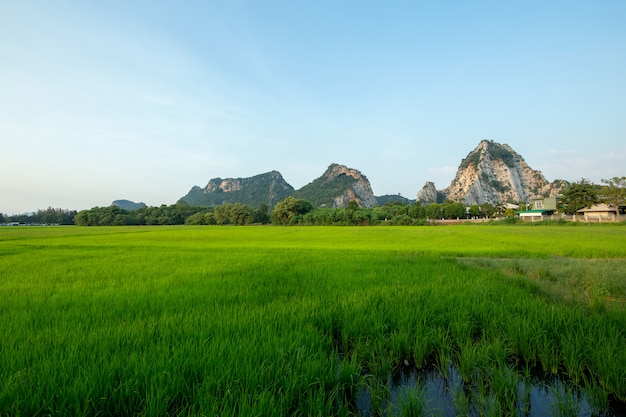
[
  {"x1": 205, "y1": 178, "x2": 242, "y2": 193},
  {"x1": 326, "y1": 164, "x2": 378, "y2": 208},
  {"x1": 418, "y1": 140, "x2": 565, "y2": 205},
  {"x1": 332, "y1": 188, "x2": 360, "y2": 208},
  {"x1": 446, "y1": 140, "x2": 546, "y2": 204},
  {"x1": 416, "y1": 182, "x2": 439, "y2": 204}
]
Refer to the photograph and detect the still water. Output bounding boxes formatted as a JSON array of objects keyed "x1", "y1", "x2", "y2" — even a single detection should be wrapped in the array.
[{"x1": 353, "y1": 363, "x2": 626, "y2": 416}]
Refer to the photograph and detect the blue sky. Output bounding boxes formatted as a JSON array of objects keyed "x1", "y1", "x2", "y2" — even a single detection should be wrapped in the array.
[{"x1": 1, "y1": 1, "x2": 625, "y2": 214}]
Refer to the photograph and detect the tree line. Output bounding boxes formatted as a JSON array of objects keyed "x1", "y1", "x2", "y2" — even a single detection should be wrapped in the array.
[
  {"x1": 1, "y1": 208, "x2": 78, "y2": 225},
  {"x1": 270, "y1": 197, "x2": 515, "y2": 225},
  {"x1": 72, "y1": 202, "x2": 271, "y2": 226},
  {"x1": 67, "y1": 199, "x2": 495, "y2": 227}
]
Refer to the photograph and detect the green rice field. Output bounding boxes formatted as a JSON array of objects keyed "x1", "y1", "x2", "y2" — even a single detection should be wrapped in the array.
[{"x1": 1, "y1": 224, "x2": 625, "y2": 416}]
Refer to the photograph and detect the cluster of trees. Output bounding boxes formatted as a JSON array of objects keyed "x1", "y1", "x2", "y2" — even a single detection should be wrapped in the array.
[
  {"x1": 269, "y1": 197, "x2": 501, "y2": 226},
  {"x1": 74, "y1": 203, "x2": 203, "y2": 226},
  {"x1": 74, "y1": 202, "x2": 271, "y2": 226},
  {"x1": 559, "y1": 177, "x2": 626, "y2": 214},
  {"x1": 186, "y1": 203, "x2": 270, "y2": 225},
  {"x1": 1, "y1": 208, "x2": 78, "y2": 225},
  {"x1": 70, "y1": 198, "x2": 503, "y2": 228}
]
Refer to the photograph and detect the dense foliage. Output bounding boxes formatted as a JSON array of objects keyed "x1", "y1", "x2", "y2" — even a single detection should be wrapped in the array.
[
  {"x1": 74, "y1": 202, "x2": 201, "y2": 226},
  {"x1": 2, "y1": 207, "x2": 77, "y2": 225},
  {"x1": 72, "y1": 199, "x2": 501, "y2": 227},
  {"x1": 179, "y1": 172, "x2": 294, "y2": 208},
  {"x1": 601, "y1": 176, "x2": 626, "y2": 208},
  {"x1": 375, "y1": 194, "x2": 414, "y2": 205},
  {"x1": 275, "y1": 200, "x2": 477, "y2": 226},
  {"x1": 294, "y1": 172, "x2": 357, "y2": 207},
  {"x1": 485, "y1": 140, "x2": 517, "y2": 167},
  {"x1": 73, "y1": 202, "x2": 271, "y2": 226},
  {"x1": 558, "y1": 179, "x2": 601, "y2": 214},
  {"x1": 271, "y1": 196, "x2": 314, "y2": 225},
  {"x1": 459, "y1": 141, "x2": 518, "y2": 171}
]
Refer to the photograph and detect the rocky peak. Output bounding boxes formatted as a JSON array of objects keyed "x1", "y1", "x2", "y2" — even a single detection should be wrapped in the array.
[
  {"x1": 328, "y1": 164, "x2": 378, "y2": 208},
  {"x1": 418, "y1": 140, "x2": 564, "y2": 205},
  {"x1": 205, "y1": 178, "x2": 242, "y2": 193},
  {"x1": 324, "y1": 164, "x2": 363, "y2": 181},
  {"x1": 296, "y1": 164, "x2": 378, "y2": 208},
  {"x1": 416, "y1": 182, "x2": 439, "y2": 204}
]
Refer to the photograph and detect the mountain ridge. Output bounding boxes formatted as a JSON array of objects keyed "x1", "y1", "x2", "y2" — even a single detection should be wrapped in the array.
[
  {"x1": 179, "y1": 164, "x2": 378, "y2": 209},
  {"x1": 295, "y1": 164, "x2": 377, "y2": 208},
  {"x1": 179, "y1": 170, "x2": 294, "y2": 208},
  {"x1": 174, "y1": 140, "x2": 569, "y2": 209},
  {"x1": 417, "y1": 140, "x2": 567, "y2": 205}
]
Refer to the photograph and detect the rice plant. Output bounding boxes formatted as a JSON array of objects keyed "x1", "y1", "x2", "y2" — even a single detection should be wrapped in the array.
[{"x1": 0, "y1": 225, "x2": 625, "y2": 415}]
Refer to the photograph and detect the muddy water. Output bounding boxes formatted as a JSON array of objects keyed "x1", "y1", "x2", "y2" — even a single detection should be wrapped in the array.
[{"x1": 352, "y1": 364, "x2": 626, "y2": 417}]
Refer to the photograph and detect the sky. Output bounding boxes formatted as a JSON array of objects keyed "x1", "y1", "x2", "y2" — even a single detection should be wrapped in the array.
[{"x1": 1, "y1": 1, "x2": 625, "y2": 214}]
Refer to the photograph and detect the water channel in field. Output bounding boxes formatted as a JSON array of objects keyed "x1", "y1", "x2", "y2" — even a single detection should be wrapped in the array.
[{"x1": 349, "y1": 363, "x2": 626, "y2": 417}]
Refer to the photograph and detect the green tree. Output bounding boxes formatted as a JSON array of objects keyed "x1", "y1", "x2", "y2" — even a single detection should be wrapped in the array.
[
  {"x1": 479, "y1": 203, "x2": 495, "y2": 218},
  {"x1": 185, "y1": 212, "x2": 207, "y2": 225},
  {"x1": 271, "y1": 197, "x2": 313, "y2": 225},
  {"x1": 426, "y1": 203, "x2": 442, "y2": 219},
  {"x1": 214, "y1": 204, "x2": 231, "y2": 225},
  {"x1": 442, "y1": 202, "x2": 466, "y2": 219},
  {"x1": 600, "y1": 176, "x2": 626, "y2": 209},
  {"x1": 408, "y1": 203, "x2": 426, "y2": 220},
  {"x1": 256, "y1": 204, "x2": 270, "y2": 224},
  {"x1": 347, "y1": 200, "x2": 359, "y2": 211},
  {"x1": 504, "y1": 208, "x2": 517, "y2": 217},
  {"x1": 468, "y1": 204, "x2": 480, "y2": 218},
  {"x1": 74, "y1": 210, "x2": 89, "y2": 226},
  {"x1": 229, "y1": 203, "x2": 255, "y2": 225},
  {"x1": 559, "y1": 179, "x2": 599, "y2": 214},
  {"x1": 494, "y1": 202, "x2": 506, "y2": 218},
  {"x1": 204, "y1": 212, "x2": 216, "y2": 225}
]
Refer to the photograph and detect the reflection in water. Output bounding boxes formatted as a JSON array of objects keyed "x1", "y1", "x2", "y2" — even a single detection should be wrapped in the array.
[{"x1": 352, "y1": 363, "x2": 626, "y2": 416}]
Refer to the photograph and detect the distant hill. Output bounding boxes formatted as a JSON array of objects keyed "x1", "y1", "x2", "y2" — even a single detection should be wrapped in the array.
[
  {"x1": 179, "y1": 164, "x2": 378, "y2": 209},
  {"x1": 417, "y1": 140, "x2": 568, "y2": 205},
  {"x1": 179, "y1": 171, "x2": 294, "y2": 208},
  {"x1": 376, "y1": 194, "x2": 415, "y2": 206},
  {"x1": 295, "y1": 164, "x2": 377, "y2": 208},
  {"x1": 178, "y1": 140, "x2": 573, "y2": 210},
  {"x1": 112, "y1": 200, "x2": 146, "y2": 210}
]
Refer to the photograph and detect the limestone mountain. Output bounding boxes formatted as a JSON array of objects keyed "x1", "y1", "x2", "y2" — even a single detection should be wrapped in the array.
[
  {"x1": 417, "y1": 140, "x2": 567, "y2": 205},
  {"x1": 416, "y1": 182, "x2": 445, "y2": 204},
  {"x1": 180, "y1": 171, "x2": 294, "y2": 208},
  {"x1": 179, "y1": 164, "x2": 377, "y2": 209},
  {"x1": 180, "y1": 164, "x2": 378, "y2": 209},
  {"x1": 112, "y1": 200, "x2": 146, "y2": 210},
  {"x1": 295, "y1": 164, "x2": 377, "y2": 208},
  {"x1": 376, "y1": 194, "x2": 415, "y2": 206}
]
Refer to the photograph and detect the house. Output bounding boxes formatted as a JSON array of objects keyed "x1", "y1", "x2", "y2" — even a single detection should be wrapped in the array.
[
  {"x1": 576, "y1": 203, "x2": 620, "y2": 222},
  {"x1": 517, "y1": 197, "x2": 558, "y2": 220},
  {"x1": 530, "y1": 197, "x2": 557, "y2": 211}
]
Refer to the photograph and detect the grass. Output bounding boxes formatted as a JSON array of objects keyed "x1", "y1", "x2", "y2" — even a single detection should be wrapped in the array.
[
  {"x1": 459, "y1": 256, "x2": 626, "y2": 308},
  {"x1": 0, "y1": 225, "x2": 625, "y2": 416}
]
